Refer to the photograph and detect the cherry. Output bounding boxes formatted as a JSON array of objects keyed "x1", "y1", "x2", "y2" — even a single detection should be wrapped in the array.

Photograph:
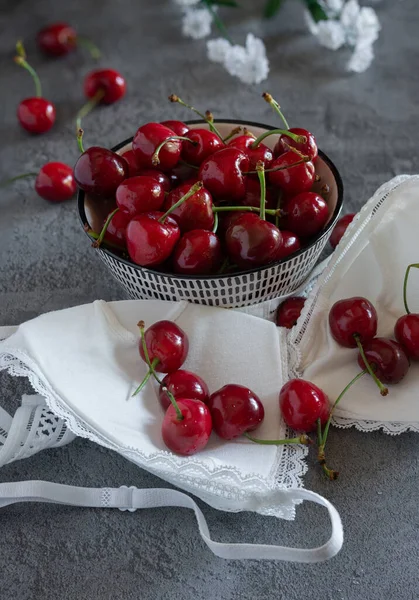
[
  {"x1": 126, "y1": 211, "x2": 180, "y2": 267},
  {"x1": 279, "y1": 379, "x2": 329, "y2": 432},
  {"x1": 276, "y1": 297, "x2": 306, "y2": 329},
  {"x1": 136, "y1": 169, "x2": 171, "y2": 193},
  {"x1": 173, "y1": 230, "x2": 223, "y2": 275},
  {"x1": 274, "y1": 231, "x2": 301, "y2": 260},
  {"x1": 228, "y1": 135, "x2": 273, "y2": 172},
  {"x1": 225, "y1": 213, "x2": 282, "y2": 268},
  {"x1": 241, "y1": 177, "x2": 276, "y2": 210},
  {"x1": 34, "y1": 162, "x2": 76, "y2": 202},
  {"x1": 74, "y1": 146, "x2": 129, "y2": 197},
  {"x1": 132, "y1": 122, "x2": 184, "y2": 171},
  {"x1": 84, "y1": 69, "x2": 126, "y2": 105},
  {"x1": 139, "y1": 319, "x2": 189, "y2": 373},
  {"x1": 163, "y1": 183, "x2": 214, "y2": 232},
  {"x1": 395, "y1": 314, "x2": 419, "y2": 360},
  {"x1": 268, "y1": 151, "x2": 315, "y2": 195},
  {"x1": 207, "y1": 384, "x2": 264, "y2": 440},
  {"x1": 116, "y1": 176, "x2": 165, "y2": 215},
  {"x1": 37, "y1": 22, "x2": 100, "y2": 58},
  {"x1": 167, "y1": 164, "x2": 198, "y2": 189},
  {"x1": 357, "y1": 338, "x2": 410, "y2": 384},
  {"x1": 274, "y1": 128, "x2": 318, "y2": 161},
  {"x1": 162, "y1": 398, "x2": 212, "y2": 456},
  {"x1": 329, "y1": 213, "x2": 355, "y2": 249},
  {"x1": 329, "y1": 297, "x2": 378, "y2": 348},
  {"x1": 199, "y1": 147, "x2": 250, "y2": 201},
  {"x1": 160, "y1": 120, "x2": 189, "y2": 137},
  {"x1": 159, "y1": 370, "x2": 210, "y2": 410},
  {"x1": 102, "y1": 209, "x2": 131, "y2": 247},
  {"x1": 217, "y1": 211, "x2": 245, "y2": 237},
  {"x1": 182, "y1": 129, "x2": 224, "y2": 166},
  {"x1": 283, "y1": 192, "x2": 329, "y2": 239},
  {"x1": 121, "y1": 149, "x2": 141, "y2": 177}
]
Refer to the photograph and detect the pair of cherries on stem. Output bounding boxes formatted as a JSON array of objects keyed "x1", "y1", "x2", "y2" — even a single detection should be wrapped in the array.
[{"x1": 394, "y1": 263, "x2": 419, "y2": 361}]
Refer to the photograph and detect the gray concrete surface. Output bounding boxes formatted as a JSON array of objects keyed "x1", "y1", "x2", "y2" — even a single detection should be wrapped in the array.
[{"x1": 1, "y1": 0, "x2": 419, "y2": 598}]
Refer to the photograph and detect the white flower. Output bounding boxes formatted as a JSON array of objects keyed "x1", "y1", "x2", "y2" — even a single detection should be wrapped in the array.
[
  {"x1": 207, "y1": 38, "x2": 231, "y2": 63},
  {"x1": 347, "y1": 41, "x2": 374, "y2": 72},
  {"x1": 316, "y1": 20, "x2": 346, "y2": 50},
  {"x1": 340, "y1": 0, "x2": 360, "y2": 30},
  {"x1": 175, "y1": 0, "x2": 200, "y2": 5},
  {"x1": 181, "y1": 7, "x2": 212, "y2": 40},
  {"x1": 320, "y1": 0, "x2": 344, "y2": 18},
  {"x1": 304, "y1": 11, "x2": 319, "y2": 35},
  {"x1": 208, "y1": 34, "x2": 269, "y2": 85},
  {"x1": 355, "y1": 6, "x2": 381, "y2": 46}
]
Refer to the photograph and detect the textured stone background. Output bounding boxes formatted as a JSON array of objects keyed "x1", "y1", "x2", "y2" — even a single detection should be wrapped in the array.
[{"x1": 1, "y1": 1, "x2": 419, "y2": 598}]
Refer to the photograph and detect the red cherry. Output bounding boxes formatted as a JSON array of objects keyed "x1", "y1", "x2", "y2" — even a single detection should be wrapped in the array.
[
  {"x1": 274, "y1": 128, "x2": 318, "y2": 161},
  {"x1": 225, "y1": 213, "x2": 283, "y2": 268},
  {"x1": 116, "y1": 176, "x2": 165, "y2": 215},
  {"x1": 279, "y1": 379, "x2": 329, "y2": 432},
  {"x1": 126, "y1": 211, "x2": 180, "y2": 267},
  {"x1": 199, "y1": 148, "x2": 250, "y2": 202},
  {"x1": 162, "y1": 398, "x2": 212, "y2": 456},
  {"x1": 172, "y1": 230, "x2": 223, "y2": 275},
  {"x1": 207, "y1": 384, "x2": 264, "y2": 440},
  {"x1": 166, "y1": 164, "x2": 198, "y2": 189},
  {"x1": 121, "y1": 149, "x2": 141, "y2": 177},
  {"x1": 241, "y1": 177, "x2": 277, "y2": 210},
  {"x1": 228, "y1": 135, "x2": 273, "y2": 172},
  {"x1": 102, "y1": 209, "x2": 131, "y2": 246},
  {"x1": 274, "y1": 231, "x2": 301, "y2": 260},
  {"x1": 162, "y1": 183, "x2": 214, "y2": 232},
  {"x1": 136, "y1": 168, "x2": 171, "y2": 193},
  {"x1": 329, "y1": 213, "x2": 355, "y2": 249},
  {"x1": 283, "y1": 192, "x2": 329, "y2": 239},
  {"x1": 276, "y1": 297, "x2": 306, "y2": 328},
  {"x1": 357, "y1": 338, "x2": 410, "y2": 384},
  {"x1": 37, "y1": 22, "x2": 77, "y2": 56},
  {"x1": 395, "y1": 314, "x2": 419, "y2": 360},
  {"x1": 181, "y1": 129, "x2": 224, "y2": 166},
  {"x1": 84, "y1": 69, "x2": 126, "y2": 105},
  {"x1": 269, "y1": 151, "x2": 315, "y2": 195},
  {"x1": 74, "y1": 147, "x2": 129, "y2": 197},
  {"x1": 329, "y1": 297, "x2": 378, "y2": 348},
  {"x1": 34, "y1": 162, "x2": 76, "y2": 202},
  {"x1": 17, "y1": 97, "x2": 56, "y2": 134},
  {"x1": 132, "y1": 122, "x2": 182, "y2": 171},
  {"x1": 139, "y1": 319, "x2": 189, "y2": 373},
  {"x1": 159, "y1": 370, "x2": 210, "y2": 411},
  {"x1": 160, "y1": 120, "x2": 189, "y2": 137}
]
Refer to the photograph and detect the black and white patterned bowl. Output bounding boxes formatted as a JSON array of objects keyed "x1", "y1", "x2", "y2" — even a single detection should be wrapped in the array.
[{"x1": 78, "y1": 120, "x2": 343, "y2": 308}]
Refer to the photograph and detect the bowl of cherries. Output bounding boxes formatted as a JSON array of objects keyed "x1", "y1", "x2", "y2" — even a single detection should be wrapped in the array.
[{"x1": 77, "y1": 94, "x2": 343, "y2": 308}]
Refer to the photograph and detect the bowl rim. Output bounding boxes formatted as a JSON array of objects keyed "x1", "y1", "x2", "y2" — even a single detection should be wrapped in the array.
[{"x1": 77, "y1": 118, "x2": 344, "y2": 280}]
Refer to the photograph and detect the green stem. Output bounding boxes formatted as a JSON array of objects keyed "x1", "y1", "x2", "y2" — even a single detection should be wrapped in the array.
[
  {"x1": 159, "y1": 181, "x2": 203, "y2": 222},
  {"x1": 317, "y1": 417, "x2": 323, "y2": 447},
  {"x1": 202, "y1": 0, "x2": 233, "y2": 43},
  {"x1": 168, "y1": 94, "x2": 223, "y2": 140},
  {"x1": 212, "y1": 211, "x2": 219, "y2": 234},
  {"x1": 85, "y1": 229, "x2": 126, "y2": 252},
  {"x1": 76, "y1": 89, "x2": 105, "y2": 132},
  {"x1": 244, "y1": 432, "x2": 311, "y2": 445},
  {"x1": 403, "y1": 263, "x2": 419, "y2": 314},
  {"x1": 275, "y1": 191, "x2": 282, "y2": 228},
  {"x1": 262, "y1": 92, "x2": 290, "y2": 129},
  {"x1": 257, "y1": 162, "x2": 266, "y2": 221},
  {"x1": 0, "y1": 172, "x2": 38, "y2": 187},
  {"x1": 14, "y1": 56, "x2": 42, "y2": 98},
  {"x1": 251, "y1": 128, "x2": 306, "y2": 149},
  {"x1": 152, "y1": 136, "x2": 197, "y2": 167},
  {"x1": 223, "y1": 126, "x2": 242, "y2": 143},
  {"x1": 77, "y1": 128, "x2": 85, "y2": 154},
  {"x1": 92, "y1": 208, "x2": 119, "y2": 248},
  {"x1": 355, "y1": 334, "x2": 389, "y2": 397},
  {"x1": 244, "y1": 157, "x2": 309, "y2": 175},
  {"x1": 132, "y1": 357, "x2": 160, "y2": 396},
  {"x1": 212, "y1": 205, "x2": 280, "y2": 217},
  {"x1": 77, "y1": 36, "x2": 101, "y2": 59}
]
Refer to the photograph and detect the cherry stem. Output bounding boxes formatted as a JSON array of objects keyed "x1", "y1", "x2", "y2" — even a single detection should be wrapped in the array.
[
  {"x1": 403, "y1": 263, "x2": 419, "y2": 314},
  {"x1": 251, "y1": 129, "x2": 306, "y2": 150},
  {"x1": 212, "y1": 205, "x2": 280, "y2": 217},
  {"x1": 317, "y1": 417, "x2": 323, "y2": 446},
  {"x1": 85, "y1": 228, "x2": 126, "y2": 252},
  {"x1": 262, "y1": 92, "x2": 290, "y2": 130},
  {"x1": 223, "y1": 126, "x2": 242, "y2": 143},
  {"x1": 159, "y1": 181, "x2": 203, "y2": 223},
  {"x1": 256, "y1": 161, "x2": 266, "y2": 221},
  {"x1": 168, "y1": 94, "x2": 223, "y2": 140},
  {"x1": 275, "y1": 191, "x2": 282, "y2": 228},
  {"x1": 354, "y1": 334, "x2": 389, "y2": 397},
  {"x1": 92, "y1": 208, "x2": 119, "y2": 248},
  {"x1": 76, "y1": 88, "x2": 106, "y2": 132},
  {"x1": 244, "y1": 432, "x2": 312, "y2": 446},
  {"x1": 14, "y1": 40, "x2": 42, "y2": 98},
  {"x1": 77, "y1": 128, "x2": 85, "y2": 154},
  {"x1": 244, "y1": 156, "x2": 310, "y2": 175},
  {"x1": 0, "y1": 172, "x2": 38, "y2": 187},
  {"x1": 151, "y1": 136, "x2": 197, "y2": 167},
  {"x1": 212, "y1": 212, "x2": 219, "y2": 234},
  {"x1": 77, "y1": 36, "x2": 101, "y2": 59},
  {"x1": 132, "y1": 357, "x2": 160, "y2": 396},
  {"x1": 202, "y1": 0, "x2": 233, "y2": 43}
]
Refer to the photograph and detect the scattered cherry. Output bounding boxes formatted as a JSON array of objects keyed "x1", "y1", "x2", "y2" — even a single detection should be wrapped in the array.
[
  {"x1": 330, "y1": 213, "x2": 355, "y2": 249},
  {"x1": 162, "y1": 398, "x2": 212, "y2": 456},
  {"x1": 283, "y1": 192, "x2": 329, "y2": 239},
  {"x1": 34, "y1": 162, "x2": 76, "y2": 202},
  {"x1": 268, "y1": 151, "x2": 315, "y2": 195},
  {"x1": 182, "y1": 128, "x2": 224, "y2": 166},
  {"x1": 395, "y1": 314, "x2": 419, "y2": 360},
  {"x1": 84, "y1": 69, "x2": 126, "y2": 105},
  {"x1": 172, "y1": 230, "x2": 223, "y2": 275},
  {"x1": 357, "y1": 338, "x2": 410, "y2": 384},
  {"x1": 225, "y1": 213, "x2": 282, "y2": 268},
  {"x1": 126, "y1": 212, "x2": 180, "y2": 267},
  {"x1": 160, "y1": 120, "x2": 189, "y2": 137},
  {"x1": 276, "y1": 297, "x2": 306, "y2": 329},
  {"x1": 74, "y1": 146, "x2": 129, "y2": 197},
  {"x1": 163, "y1": 183, "x2": 214, "y2": 232},
  {"x1": 116, "y1": 176, "x2": 165, "y2": 215},
  {"x1": 132, "y1": 122, "x2": 183, "y2": 171},
  {"x1": 279, "y1": 379, "x2": 329, "y2": 432},
  {"x1": 207, "y1": 384, "x2": 264, "y2": 440},
  {"x1": 273, "y1": 230, "x2": 301, "y2": 260},
  {"x1": 37, "y1": 22, "x2": 100, "y2": 58},
  {"x1": 139, "y1": 319, "x2": 189, "y2": 373},
  {"x1": 274, "y1": 127, "x2": 318, "y2": 161},
  {"x1": 159, "y1": 370, "x2": 209, "y2": 411},
  {"x1": 329, "y1": 297, "x2": 378, "y2": 348},
  {"x1": 199, "y1": 147, "x2": 250, "y2": 201}
]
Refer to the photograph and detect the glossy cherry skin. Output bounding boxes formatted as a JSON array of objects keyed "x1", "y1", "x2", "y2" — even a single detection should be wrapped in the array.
[
  {"x1": 139, "y1": 319, "x2": 189, "y2": 373},
  {"x1": 217, "y1": 211, "x2": 245, "y2": 237},
  {"x1": 17, "y1": 97, "x2": 56, "y2": 134},
  {"x1": 225, "y1": 213, "x2": 283, "y2": 268},
  {"x1": 276, "y1": 297, "x2": 306, "y2": 329},
  {"x1": 159, "y1": 370, "x2": 210, "y2": 411},
  {"x1": 167, "y1": 164, "x2": 198, "y2": 189},
  {"x1": 173, "y1": 230, "x2": 223, "y2": 275},
  {"x1": 279, "y1": 379, "x2": 329, "y2": 432},
  {"x1": 182, "y1": 129, "x2": 224, "y2": 166},
  {"x1": 116, "y1": 176, "x2": 165, "y2": 215},
  {"x1": 34, "y1": 162, "x2": 76, "y2": 202},
  {"x1": 37, "y1": 22, "x2": 77, "y2": 56},
  {"x1": 330, "y1": 213, "x2": 355, "y2": 249},
  {"x1": 74, "y1": 147, "x2": 129, "y2": 197},
  {"x1": 395, "y1": 314, "x2": 419, "y2": 360},
  {"x1": 163, "y1": 183, "x2": 214, "y2": 232},
  {"x1": 207, "y1": 384, "x2": 264, "y2": 440},
  {"x1": 126, "y1": 211, "x2": 180, "y2": 267},
  {"x1": 162, "y1": 398, "x2": 212, "y2": 456},
  {"x1": 357, "y1": 338, "x2": 410, "y2": 384},
  {"x1": 283, "y1": 192, "x2": 329, "y2": 239},
  {"x1": 273, "y1": 231, "x2": 301, "y2": 260},
  {"x1": 121, "y1": 149, "x2": 141, "y2": 177},
  {"x1": 137, "y1": 168, "x2": 171, "y2": 192},
  {"x1": 228, "y1": 135, "x2": 273, "y2": 172},
  {"x1": 329, "y1": 297, "x2": 378, "y2": 348},
  {"x1": 103, "y1": 209, "x2": 131, "y2": 247},
  {"x1": 241, "y1": 177, "x2": 276, "y2": 210},
  {"x1": 160, "y1": 120, "x2": 189, "y2": 137},
  {"x1": 132, "y1": 122, "x2": 182, "y2": 171},
  {"x1": 84, "y1": 69, "x2": 126, "y2": 104},
  {"x1": 199, "y1": 148, "x2": 250, "y2": 202},
  {"x1": 269, "y1": 151, "x2": 315, "y2": 195},
  {"x1": 274, "y1": 128, "x2": 318, "y2": 161}
]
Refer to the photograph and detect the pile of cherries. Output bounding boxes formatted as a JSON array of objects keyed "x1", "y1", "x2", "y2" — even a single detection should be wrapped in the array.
[{"x1": 76, "y1": 93, "x2": 332, "y2": 276}]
